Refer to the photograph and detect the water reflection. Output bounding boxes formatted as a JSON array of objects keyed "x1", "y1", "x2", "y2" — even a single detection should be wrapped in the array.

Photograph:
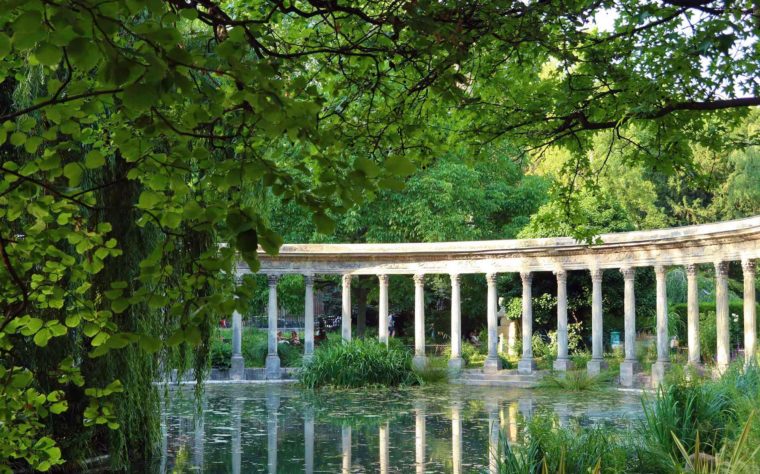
[{"x1": 158, "y1": 384, "x2": 642, "y2": 473}]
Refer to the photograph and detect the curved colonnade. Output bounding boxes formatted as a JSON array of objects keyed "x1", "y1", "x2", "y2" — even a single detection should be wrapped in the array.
[{"x1": 234, "y1": 216, "x2": 760, "y2": 386}]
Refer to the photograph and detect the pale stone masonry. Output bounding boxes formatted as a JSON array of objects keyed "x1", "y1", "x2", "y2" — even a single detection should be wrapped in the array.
[{"x1": 233, "y1": 216, "x2": 760, "y2": 386}]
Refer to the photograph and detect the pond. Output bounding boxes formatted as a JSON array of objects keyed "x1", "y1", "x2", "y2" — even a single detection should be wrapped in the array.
[{"x1": 157, "y1": 382, "x2": 644, "y2": 473}]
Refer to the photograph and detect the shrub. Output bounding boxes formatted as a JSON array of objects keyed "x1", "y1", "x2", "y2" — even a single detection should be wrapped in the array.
[
  {"x1": 538, "y1": 370, "x2": 612, "y2": 391},
  {"x1": 298, "y1": 338, "x2": 419, "y2": 388},
  {"x1": 209, "y1": 333, "x2": 231, "y2": 369}
]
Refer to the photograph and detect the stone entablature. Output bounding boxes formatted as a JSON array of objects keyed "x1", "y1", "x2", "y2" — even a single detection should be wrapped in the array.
[{"x1": 238, "y1": 216, "x2": 760, "y2": 275}]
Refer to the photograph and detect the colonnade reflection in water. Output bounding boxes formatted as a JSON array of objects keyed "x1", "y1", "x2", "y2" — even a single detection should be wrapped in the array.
[{"x1": 159, "y1": 385, "x2": 640, "y2": 473}]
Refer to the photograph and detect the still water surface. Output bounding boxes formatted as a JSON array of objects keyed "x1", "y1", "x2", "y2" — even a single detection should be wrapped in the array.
[{"x1": 159, "y1": 383, "x2": 643, "y2": 473}]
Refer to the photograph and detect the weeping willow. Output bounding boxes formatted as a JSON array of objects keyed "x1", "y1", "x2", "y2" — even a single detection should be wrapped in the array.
[{"x1": 3, "y1": 67, "x2": 218, "y2": 470}]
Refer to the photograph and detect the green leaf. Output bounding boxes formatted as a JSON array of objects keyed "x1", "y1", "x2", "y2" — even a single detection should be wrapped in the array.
[
  {"x1": 139, "y1": 335, "x2": 161, "y2": 353},
  {"x1": 65, "y1": 313, "x2": 81, "y2": 328},
  {"x1": 63, "y1": 162, "x2": 83, "y2": 187},
  {"x1": 0, "y1": 33, "x2": 11, "y2": 59},
  {"x1": 137, "y1": 190, "x2": 162, "y2": 209},
  {"x1": 312, "y1": 213, "x2": 336, "y2": 234},
  {"x1": 384, "y1": 155, "x2": 416, "y2": 176},
  {"x1": 236, "y1": 229, "x2": 258, "y2": 252},
  {"x1": 84, "y1": 150, "x2": 105, "y2": 169},
  {"x1": 34, "y1": 43, "x2": 63, "y2": 66},
  {"x1": 34, "y1": 328, "x2": 52, "y2": 346}
]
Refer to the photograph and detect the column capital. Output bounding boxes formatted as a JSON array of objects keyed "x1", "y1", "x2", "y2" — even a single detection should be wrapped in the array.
[
  {"x1": 342, "y1": 274, "x2": 352, "y2": 287},
  {"x1": 714, "y1": 261, "x2": 729, "y2": 277},
  {"x1": 413, "y1": 273, "x2": 425, "y2": 285},
  {"x1": 267, "y1": 274, "x2": 279, "y2": 287},
  {"x1": 590, "y1": 268, "x2": 603, "y2": 281},
  {"x1": 303, "y1": 274, "x2": 315, "y2": 286},
  {"x1": 654, "y1": 265, "x2": 667, "y2": 278},
  {"x1": 620, "y1": 267, "x2": 635, "y2": 280},
  {"x1": 377, "y1": 274, "x2": 389, "y2": 285},
  {"x1": 450, "y1": 273, "x2": 461, "y2": 286},
  {"x1": 554, "y1": 269, "x2": 567, "y2": 282},
  {"x1": 520, "y1": 271, "x2": 533, "y2": 285},
  {"x1": 685, "y1": 263, "x2": 698, "y2": 277},
  {"x1": 742, "y1": 259, "x2": 756, "y2": 274},
  {"x1": 485, "y1": 272, "x2": 497, "y2": 285}
]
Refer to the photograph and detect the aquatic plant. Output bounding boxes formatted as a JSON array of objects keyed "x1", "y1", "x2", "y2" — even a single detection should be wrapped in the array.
[
  {"x1": 298, "y1": 339, "x2": 419, "y2": 388},
  {"x1": 538, "y1": 369, "x2": 614, "y2": 391},
  {"x1": 498, "y1": 414, "x2": 629, "y2": 473}
]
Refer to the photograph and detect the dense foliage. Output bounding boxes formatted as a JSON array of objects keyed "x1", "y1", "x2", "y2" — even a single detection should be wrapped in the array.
[{"x1": 0, "y1": 0, "x2": 758, "y2": 470}]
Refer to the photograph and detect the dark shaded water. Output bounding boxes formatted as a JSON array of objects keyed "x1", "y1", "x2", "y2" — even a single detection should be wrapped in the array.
[{"x1": 158, "y1": 383, "x2": 643, "y2": 473}]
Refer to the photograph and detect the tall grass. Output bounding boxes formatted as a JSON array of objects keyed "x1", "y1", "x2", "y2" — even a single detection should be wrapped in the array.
[
  {"x1": 499, "y1": 362, "x2": 760, "y2": 473},
  {"x1": 298, "y1": 338, "x2": 419, "y2": 388},
  {"x1": 498, "y1": 414, "x2": 630, "y2": 473},
  {"x1": 637, "y1": 362, "x2": 760, "y2": 472}
]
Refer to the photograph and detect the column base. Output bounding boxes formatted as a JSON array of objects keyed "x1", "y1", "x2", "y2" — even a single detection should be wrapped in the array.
[
  {"x1": 651, "y1": 360, "x2": 670, "y2": 387},
  {"x1": 412, "y1": 355, "x2": 428, "y2": 370},
  {"x1": 713, "y1": 363, "x2": 730, "y2": 378},
  {"x1": 553, "y1": 358, "x2": 573, "y2": 372},
  {"x1": 230, "y1": 355, "x2": 245, "y2": 381},
  {"x1": 586, "y1": 359, "x2": 608, "y2": 376},
  {"x1": 265, "y1": 354, "x2": 281, "y2": 379},
  {"x1": 517, "y1": 358, "x2": 536, "y2": 374},
  {"x1": 484, "y1": 356, "x2": 503, "y2": 373},
  {"x1": 302, "y1": 353, "x2": 314, "y2": 365},
  {"x1": 619, "y1": 360, "x2": 639, "y2": 387},
  {"x1": 448, "y1": 357, "x2": 465, "y2": 373}
]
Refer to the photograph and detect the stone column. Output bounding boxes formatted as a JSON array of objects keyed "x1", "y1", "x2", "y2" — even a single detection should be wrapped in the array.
[
  {"x1": 485, "y1": 272, "x2": 502, "y2": 372},
  {"x1": 715, "y1": 261, "x2": 730, "y2": 372},
  {"x1": 415, "y1": 403, "x2": 426, "y2": 474},
  {"x1": 413, "y1": 274, "x2": 428, "y2": 369},
  {"x1": 341, "y1": 274, "x2": 352, "y2": 342},
  {"x1": 685, "y1": 264, "x2": 701, "y2": 367},
  {"x1": 378, "y1": 274, "x2": 389, "y2": 345},
  {"x1": 265, "y1": 275, "x2": 281, "y2": 379},
  {"x1": 449, "y1": 274, "x2": 464, "y2": 371},
  {"x1": 341, "y1": 426, "x2": 351, "y2": 474},
  {"x1": 379, "y1": 422, "x2": 390, "y2": 474},
  {"x1": 304, "y1": 274, "x2": 315, "y2": 361},
  {"x1": 304, "y1": 407, "x2": 314, "y2": 474},
  {"x1": 619, "y1": 267, "x2": 639, "y2": 387},
  {"x1": 742, "y1": 260, "x2": 757, "y2": 366},
  {"x1": 518, "y1": 271, "x2": 536, "y2": 374},
  {"x1": 652, "y1": 265, "x2": 670, "y2": 386},
  {"x1": 487, "y1": 401, "x2": 499, "y2": 474},
  {"x1": 587, "y1": 269, "x2": 608, "y2": 375},
  {"x1": 553, "y1": 269, "x2": 572, "y2": 371},
  {"x1": 451, "y1": 402, "x2": 462, "y2": 474},
  {"x1": 230, "y1": 309, "x2": 244, "y2": 380}
]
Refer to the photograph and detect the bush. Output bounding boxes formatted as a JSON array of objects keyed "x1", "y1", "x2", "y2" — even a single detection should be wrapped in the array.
[
  {"x1": 298, "y1": 338, "x2": 419, "y2": 388},
  {"x1": 539, "y1": 370, "x2": 612, "y2": 391}
]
